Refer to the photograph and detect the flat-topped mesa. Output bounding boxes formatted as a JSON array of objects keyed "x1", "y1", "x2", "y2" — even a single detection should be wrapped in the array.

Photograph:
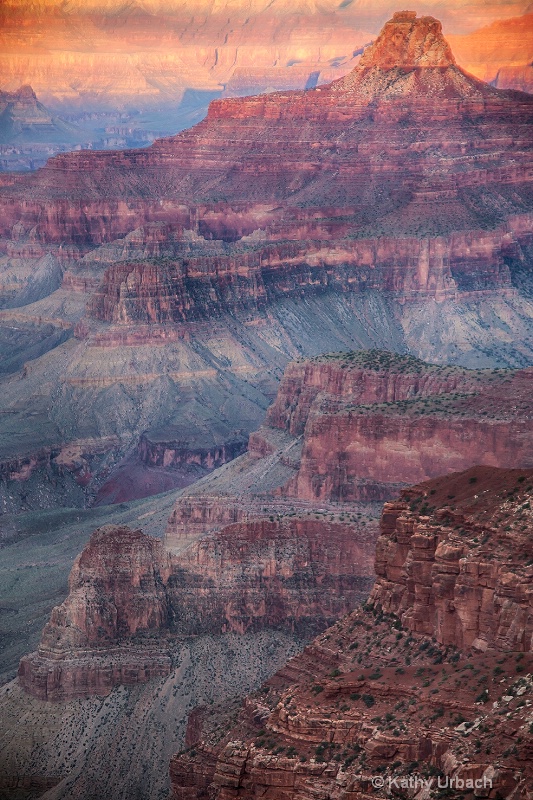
[
  {"x1": 255, "y1": 352, "x2": 533, "y2": 502},
  {"x1": 18, "y1": 513, "x2": 376, "y2": 700}
]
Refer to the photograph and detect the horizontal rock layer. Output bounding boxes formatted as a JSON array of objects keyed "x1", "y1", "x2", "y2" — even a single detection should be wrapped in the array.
[
  {"x1": 138, "y1": 434, "x2": 247, "y2": 471},
  {"x1": 370, "y1": 467, "x2": 533, "y2": 651},
  {"x1": 18, "y1": 514, "x2": 375, "y2": 700},
  {"x1": 84, "y1": 223, "x2": 528, "y2": 324},
  {"x1": 1, "y1": 12, "x2": 531, "y2": 250},
  {"x1": 170, "y1": 466, "x2": 533, "y2": 800},
  {"x1": 256, "y1": 352, "x2": 533, "y2": 502}
]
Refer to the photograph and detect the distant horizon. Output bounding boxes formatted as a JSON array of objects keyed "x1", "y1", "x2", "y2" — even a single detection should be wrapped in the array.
[{"x1": 2, "y1": 0, "x2": 532, "y2": 34}]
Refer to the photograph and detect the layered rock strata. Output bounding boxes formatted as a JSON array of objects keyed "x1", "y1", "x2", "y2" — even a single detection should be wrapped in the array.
[
  {"x1": 0, "y1": 0, "x2": 370, "y2": 110},
  {"x1": 370, "y1": 466, "x2": 533, "y2": 651},
  {"x1": 85, "y1": 223, "x2": 527, "y2": 324},
  {"x1": 1, "y1": 12, "x2": 531, "y2": 244},
  {"x1": 138, "y1": 432, "x2": 247, "y2": 471},
  {"x1": 2, "y1": 1, "x2": 531, "y2": 118},
  {"x1": 254, "y1": 351, "x2": 533, "y2": 503},
  {"x1": 448, "y1": 13, "x2": 533, "y2": 87},
  {"x1": 18, "y1": 513, "x2": 375, "y2": 700},
  {"x1": 17, "y1": 525, "x2": 172, "y2": 700},
  {"x1": 15, "y1": 350, "x2": 533, "y2": 703},
  {"x1": 1, "y1": 12, "x2": 533, "y2": 511},
  {"x1": 170, "y1": 466, "x2": 533, "y2": 800}
]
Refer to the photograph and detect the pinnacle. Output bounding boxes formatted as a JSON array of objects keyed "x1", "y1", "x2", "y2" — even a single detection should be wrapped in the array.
[{"x1": 358, "y1": 10, "x2": 456, "y2": 70}]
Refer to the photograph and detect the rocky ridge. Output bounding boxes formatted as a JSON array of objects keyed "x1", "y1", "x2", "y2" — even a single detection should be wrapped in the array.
[
  {"x1": 20, "y1": 344, "x2": 533, "y2": 703},
  {"x1": 251, "y1": 350, "x2": 533, "y2": 502},
  {"x1": 0, "y1": 12, "x2": 532, "y2": 511},
  {"x1": 0, "y1": 0, "x2": 371, "y2": 111},
  {"x1": 17, "y1": 514, "x2": 376, "y2": 700},
  {"x1": 169, "y1": 466, "x2": 533, "y2": 800},
  {"x1": 2, "y1": 1, "x2": 531, "y2": 119},
  {"x1": 1, "y1": 12, "x2": 532, "y2": 227},
  {"x1": 84, "y1": 222, "x2": 526, "y2": 325}
]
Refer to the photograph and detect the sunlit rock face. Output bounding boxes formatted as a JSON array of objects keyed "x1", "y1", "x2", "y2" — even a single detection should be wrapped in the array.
[
  {"x1": 1, "y1": 1, "x2": 531, "y2": 112},
  {"x1": 0, "y1": 10, "x2": 532, "y2": 515},
  {"x1": 1, "y1": 12, "x2": 531, "y2": 322},
  {"x1": 0, "y1": 0, "x2": 372, "y2": 110},
  {"x1": 1, "y1": 11, "x2": 531, "y2": 228},
  {"x1": 448, "y1": 12, "x2": 533, "y2": 89}
]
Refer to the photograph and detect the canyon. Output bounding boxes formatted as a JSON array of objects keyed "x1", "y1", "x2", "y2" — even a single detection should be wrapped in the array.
[
  {"x1": 0, "y1": 87, "x2": 80, "y2": 149},
  {"x1": 1, "y1": 347, "x2": 532, "y2": 798},
  {"x1": 169, "y1": 465, "x2": 533, "y2": 800},
  {"x1": 448, "y1": 13, "x2": 533, "y2": 92},
  {"x1": 0, "y1": 12, "x2": 532, "y2": 799},
  {"x1": 2, "y1": 4, "x2": 531, "y2": 172},
  {"x1": 16, "y1": 516, "x2": 374, "y2": 703},
  {"x1": 1, "y1": 1, "x2": 531, "y2": 118},
  {"x1": 0, "y1": 0, "x2": 371, "y2": 111},
  {"x1": 0, "y1": 11, "x2": 532, "y2": 513},
  {"x1": 0, "y1": 85, "x2": 185, "y2": 173}
]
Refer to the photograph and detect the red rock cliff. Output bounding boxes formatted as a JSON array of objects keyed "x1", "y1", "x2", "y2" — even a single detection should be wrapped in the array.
[
  {"x1": 370, "y1": 466, "x2": 533, "y2": 651},
  {"x1": 17, "y1": 526, "x2": 172, "y2": 700},
  {"x1": 257, "y1": 352, "x2": 533, "y2": 501},
  {"x1": 0, "y1": 11, "x2": 531, "y2": 251},
  {"x1": 84, "y1": 223, "x2": 524, "y2": 323},
  {"x1": 165, "y1": 517, "x2": 375, "y2": 637},
  {"x1": 18, "y1": 512, "x2": 376, "y2": 700},
  {"x1": 170, "y1": 466, "x2": 533, "y2": 800}
]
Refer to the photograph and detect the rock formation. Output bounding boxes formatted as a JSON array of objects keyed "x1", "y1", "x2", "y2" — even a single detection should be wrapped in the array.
[
  {"x1": 1, "y1": 11, "x2": 532, "y2": 511},
  {"x1": 170, "y1": 466, "x2": 533, "y2": 800},
  {"x1": 2, "y1": 2, "x2": 530, "y2": 115},
  {"x1": 8, "y1": 346, "x2": 533, "y2": 798},
  {"x1": 1, "y1": 12, "x2": 531, "y2": 237},
  {"x1": 448, "y1": 12, "x2": 533, "y2": 88},
  {"x1": 371, "y1": 467, "x2": 533, "y2": 651},
  {"x1": 253, "y1": 351, "x2": 533, "y2": 502},
  {"x1": 17, "y1": 526, "x2": 172, "y2": 700},
  {"x1": 20, "y1": 347, "x2": 532, "y2": 701},
  {"x1": 18, "y1": 513, "x2": 376, "y2": 700},
  {"x1": 84, "y1": 224, "x2": 525, "y2": 324},
  {"x1": 0, "y1": 85, "x2": 80, "y2": 145}
]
